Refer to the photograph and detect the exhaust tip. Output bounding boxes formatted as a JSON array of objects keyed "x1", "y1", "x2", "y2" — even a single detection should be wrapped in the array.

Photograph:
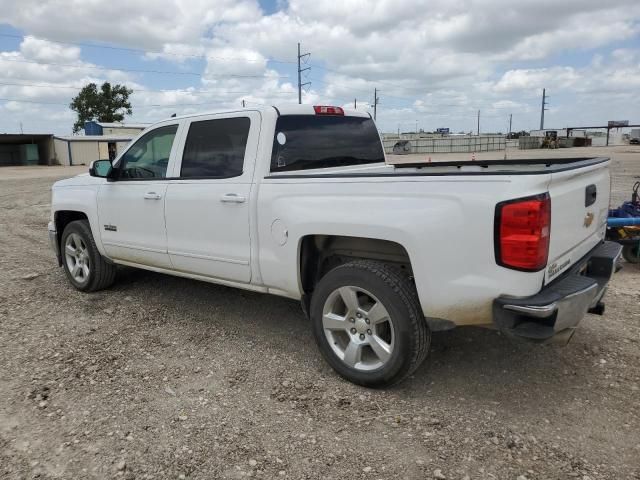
[{"x1": 588, "y1": 302, "x2": 605, "y2": 316}]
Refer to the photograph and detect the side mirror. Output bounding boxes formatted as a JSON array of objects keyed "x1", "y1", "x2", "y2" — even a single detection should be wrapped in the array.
[{"x1": 89, "y1": 159, "x2": 113, "y2": 178}]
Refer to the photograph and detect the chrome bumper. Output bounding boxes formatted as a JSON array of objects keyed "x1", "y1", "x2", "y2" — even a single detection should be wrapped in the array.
[{"x1": 493, "y1": 241, "x2": 622, "y2": 342}]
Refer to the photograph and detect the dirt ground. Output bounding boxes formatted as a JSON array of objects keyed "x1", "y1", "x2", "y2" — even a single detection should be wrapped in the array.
[{"x1": 1, "y1": 146, "x2": 639, "y2": 480}]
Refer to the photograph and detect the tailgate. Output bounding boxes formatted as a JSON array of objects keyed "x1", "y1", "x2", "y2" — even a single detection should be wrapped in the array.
[{"x1": 545, "y1": 159, "x2": 610, "y2": 283}]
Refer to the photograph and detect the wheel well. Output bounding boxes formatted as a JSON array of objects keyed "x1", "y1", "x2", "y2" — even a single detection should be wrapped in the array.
[
  {"x1": 54, "y1": 211, "x2": 88, "y2": 259},
  {"x1": 55, "y1": 211, "x2": 88, "y2": 236},
  {"x1": 299, "y1": 235, "x2": 413, "y2": 295}
]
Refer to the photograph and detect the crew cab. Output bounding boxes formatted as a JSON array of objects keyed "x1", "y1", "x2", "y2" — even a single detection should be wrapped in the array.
[{"x1": 48, "y1": 105, "x2": 621, "y2": 387}]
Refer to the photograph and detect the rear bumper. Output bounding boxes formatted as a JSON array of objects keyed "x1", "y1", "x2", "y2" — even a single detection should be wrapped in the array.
[{"x1": 493, "y1": 241, "x2": 622, "y2": 342}]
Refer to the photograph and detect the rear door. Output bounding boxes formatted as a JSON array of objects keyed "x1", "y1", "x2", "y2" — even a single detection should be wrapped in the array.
[
  {"x1": 164, "y1": 111, "x2": 260, "y2": 283},
  {"x1": 545, "y1": 159, "x2": 611, "y2": 283}
]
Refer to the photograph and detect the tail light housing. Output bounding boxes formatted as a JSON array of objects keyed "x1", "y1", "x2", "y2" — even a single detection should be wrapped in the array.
[
  {"x1": 495, "y1": 193, "x2": 551, "y2": 271},
  {"x1": 313, "y1": 105, "x2": 344, "y2": 116}
]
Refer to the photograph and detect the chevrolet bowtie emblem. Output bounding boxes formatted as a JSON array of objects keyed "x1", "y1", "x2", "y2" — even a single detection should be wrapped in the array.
[{"x1": 584, "y1": 212, "x2": 594, "y2": 228}]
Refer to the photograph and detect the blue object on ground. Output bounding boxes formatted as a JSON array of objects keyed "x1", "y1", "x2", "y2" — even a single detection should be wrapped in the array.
[{"x1": 607, "y1": 217, "x2": 640, "y2": 227}]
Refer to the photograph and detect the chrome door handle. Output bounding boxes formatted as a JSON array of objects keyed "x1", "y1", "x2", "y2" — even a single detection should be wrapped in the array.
[
  {"x1": 220, "y1": 193, "x2": 246, "y2": 204},
  {"x1": 143, "y1": 192, "x2": 162, "y2": 200}
]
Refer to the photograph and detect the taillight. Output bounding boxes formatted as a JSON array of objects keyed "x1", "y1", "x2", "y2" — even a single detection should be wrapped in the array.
[
  {"x1": 313, "y1": 105, "x2": 344, "y2": 115},
  {"x1": 495, "y1": 193, "x2": 551, "y2": 271}
]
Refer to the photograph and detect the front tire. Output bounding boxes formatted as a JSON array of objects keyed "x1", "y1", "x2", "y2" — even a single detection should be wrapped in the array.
[
  {"x1": 310, "y1": 260, "x2": 430, "y2": 387},
  {"x1": 61, "y1": 220, "x2": 116, "y2": 292}
]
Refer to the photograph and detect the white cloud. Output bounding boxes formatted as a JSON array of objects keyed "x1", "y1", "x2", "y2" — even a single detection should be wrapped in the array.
[
  {"x1": 0, "y1": 0, "x2": 263, "y2": 49},
  {"x1": 0, "y1": 0, "x2": 639, "y2": 133},
  {"x1": 493, "y1": 67, "x2": 580, "y2": 92},
  {"x1": 19, "y1": 36, "x2": 81, "y2": 62}
]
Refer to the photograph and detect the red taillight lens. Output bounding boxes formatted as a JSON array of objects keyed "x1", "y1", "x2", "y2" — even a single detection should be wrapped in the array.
[
  {"x1": 313, "y1": 105, "x2": 344, "y2": 115},
  {"x1": 495, "y1": 194, "x2": 551, "y2": 271}
]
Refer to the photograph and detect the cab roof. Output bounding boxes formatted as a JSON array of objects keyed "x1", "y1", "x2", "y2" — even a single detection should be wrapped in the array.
[{"x1": 159, "y1": 104, "x2": 371, "y2": 124}]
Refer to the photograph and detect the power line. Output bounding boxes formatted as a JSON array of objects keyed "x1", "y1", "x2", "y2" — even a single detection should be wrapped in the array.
[
  {"x1": 311, "y1": 63, "x2": 433, "y2": 93},
  {"x1": 1, "y1": 35, "x2": 538, "y2": 116},
  {"x1": 310, "y1": 76, "x2": 532, "y2": 113},
  {"x1": 0, "y1": 58, "x2": 289, "y2": 78},
  {"x1": 0, "y1": 97, "x2": 66, "y2": 105},
  {"x1": 309, "y1": 76, "x2": 417, "y2": 102},
  {"x1": 1, "y1": 34, "x2": 542, "y2": 119},
  {"x1": 0, "y1": 80, "x2": 295, "y2": 96},
  {"x1": 0, "y1": 96, "x2": 269, "y2": 109},
  {"x1": 0, "y1": 33, "x2": 297, "y2": 65}
]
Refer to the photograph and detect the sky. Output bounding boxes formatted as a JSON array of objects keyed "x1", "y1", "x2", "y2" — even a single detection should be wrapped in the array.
[{"x1": 0, "y1": 0, "x2": 639, "y2": 135}]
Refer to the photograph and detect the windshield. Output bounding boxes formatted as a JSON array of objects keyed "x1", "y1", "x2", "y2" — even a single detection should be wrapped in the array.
[{"x1": 270, "y1": 115, "x2": 385, "y2": 172}]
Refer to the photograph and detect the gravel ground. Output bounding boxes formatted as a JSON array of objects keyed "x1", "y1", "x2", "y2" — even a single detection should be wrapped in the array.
[{"x1": 1, "y1": 147, "x2": 639, "y2": 480}]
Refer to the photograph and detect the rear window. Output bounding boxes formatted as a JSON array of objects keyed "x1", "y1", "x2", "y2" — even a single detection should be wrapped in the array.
[{"x1": 270, "y1": 115, "x2": 384, "y2": 172}]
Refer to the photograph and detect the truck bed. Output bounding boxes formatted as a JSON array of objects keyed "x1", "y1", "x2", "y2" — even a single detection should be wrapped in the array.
[{"x1": 267, "y1": 157, "x2": 609, "y2": 178}]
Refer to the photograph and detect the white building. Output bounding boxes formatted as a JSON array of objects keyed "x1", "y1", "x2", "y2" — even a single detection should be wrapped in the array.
[
  {"x1": 83, "y1": 120, "x2": 149, "y2": 137},
  {"x1": 53, "y1": 135, "x2": 133, "y2": 166}
]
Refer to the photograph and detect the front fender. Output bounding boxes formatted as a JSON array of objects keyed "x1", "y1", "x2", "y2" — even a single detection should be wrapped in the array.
[{"x1": 52, "y1": 184, "x2": 106, "y2": 257}]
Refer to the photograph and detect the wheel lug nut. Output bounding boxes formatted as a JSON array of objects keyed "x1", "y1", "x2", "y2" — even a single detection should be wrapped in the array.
[
  {"x1": 350, "y1": 328, "x2": 357, "y2": 334},
  {"x1": 359, "y1": 334, "x2": 365, "y2": 340},
  {"x1": 367, "y1": 329, "x2": 372, "y2": 335},
  {"x1": 365, "y1": 318, "x2": 370, "y2": 324},
  {"x1": 349, "y1": 318, "x2": 355, "y2": 323},
  {"x1": 356, "y1": 313, "x2": 362, "y2": 318}
]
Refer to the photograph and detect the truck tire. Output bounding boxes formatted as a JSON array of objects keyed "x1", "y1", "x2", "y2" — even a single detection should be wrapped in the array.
[
  {"x1": 622, "y1": 244, "x2": 640, "y2": 264},
  {"x1": 61, "y1": 220, "x2": 116, "y2": 292},
  {"x1": 310, "y1": 260, "x2": 430, "y2": 387}
]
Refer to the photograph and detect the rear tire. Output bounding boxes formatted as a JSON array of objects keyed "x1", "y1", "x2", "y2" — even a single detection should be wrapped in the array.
[
  {"x1": 622, "y1": 244, "x2": 640, "y2": 264},
  {"x1": 310, "y1": 260, "x2": 430, "y2": 387},
  {"x1": 61, "y1": 220, "x2": 116, "y2": 292}
]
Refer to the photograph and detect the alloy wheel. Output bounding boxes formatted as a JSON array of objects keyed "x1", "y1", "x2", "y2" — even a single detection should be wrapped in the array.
[{"x1": 322, "y1": 286, "x2": 395, "y2": 371}]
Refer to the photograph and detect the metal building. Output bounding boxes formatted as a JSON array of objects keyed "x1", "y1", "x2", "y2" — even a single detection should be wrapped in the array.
[
  {"x1": 53, "y1": 136, "x2": 133, "y2": 166},
  {"x1": 83, "y1": 121, "x2": 149, "y2": 137},
  {"x1": 0, "y1": 134, "x2": 56, "y2": 166}
]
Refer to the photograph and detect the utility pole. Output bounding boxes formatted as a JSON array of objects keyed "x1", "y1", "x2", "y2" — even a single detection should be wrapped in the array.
[
  {"x1": 297, "y1": 42, "x2": 311, "y2": 104},
  {"x1": 477, "y1": 110, "x2": 480, "y2": 135},
  {"x1": 373, "y1": 88, "x2": 380, "y2": 121},
  {"x1": 508, "y1": 113, "x2": 512, "y2": 137},
  {"x1": 354, "y1": 98, "x2": 357, "y2": 109},
  {"x1": 241, "y1": 99, "x2": 245, "y2": 108},
  {"x1": 540, "y1": 88, "x2": 549, "y2": 130}
]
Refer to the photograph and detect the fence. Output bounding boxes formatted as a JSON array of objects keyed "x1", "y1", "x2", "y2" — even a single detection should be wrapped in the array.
[
  {"x1": 382, "y1": 134, "x2": 506, "y2": 154},
  {"x1": 518, "y1": 137, "x2": 542, "y2": 149}
]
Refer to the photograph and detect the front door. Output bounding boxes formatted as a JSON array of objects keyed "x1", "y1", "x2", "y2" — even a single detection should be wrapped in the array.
[
  {"x1": 165, "y1": 112, "x2": 260, "y2": 283},
  {"x1": 97, "y1": 123, "x2": 180, "y2": 269}
]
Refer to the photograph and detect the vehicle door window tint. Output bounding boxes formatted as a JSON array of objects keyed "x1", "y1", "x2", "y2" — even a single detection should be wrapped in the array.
[
  {"x1": 118, "y1": 125, "x2": 178, "y2": 179},
  {"x1": 180, "y1": 117, "x2": 250, "y2": 178}
]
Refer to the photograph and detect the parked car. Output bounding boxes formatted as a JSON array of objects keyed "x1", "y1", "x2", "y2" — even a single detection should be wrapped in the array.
[{"x1": 48, "y1": 105, "x2": 621, "y2": 387}]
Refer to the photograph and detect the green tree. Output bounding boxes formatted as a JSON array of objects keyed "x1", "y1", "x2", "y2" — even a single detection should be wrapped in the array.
[{"x1": 70, "y1": 82, "x2": 133, "y2": 133}]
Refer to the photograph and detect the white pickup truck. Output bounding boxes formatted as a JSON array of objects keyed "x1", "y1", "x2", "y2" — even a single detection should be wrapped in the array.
[{"x1": 49, "y1": 105, "x2": 622, "y2": 387}]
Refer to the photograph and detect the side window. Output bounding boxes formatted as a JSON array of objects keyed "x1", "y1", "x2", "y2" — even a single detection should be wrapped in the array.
[
  {"x1": 118, "y1": 125, "x2": 178, "y2": 179},
  {"x1": 180, "y1": 117, "x2": 250, "y2": 178}
]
